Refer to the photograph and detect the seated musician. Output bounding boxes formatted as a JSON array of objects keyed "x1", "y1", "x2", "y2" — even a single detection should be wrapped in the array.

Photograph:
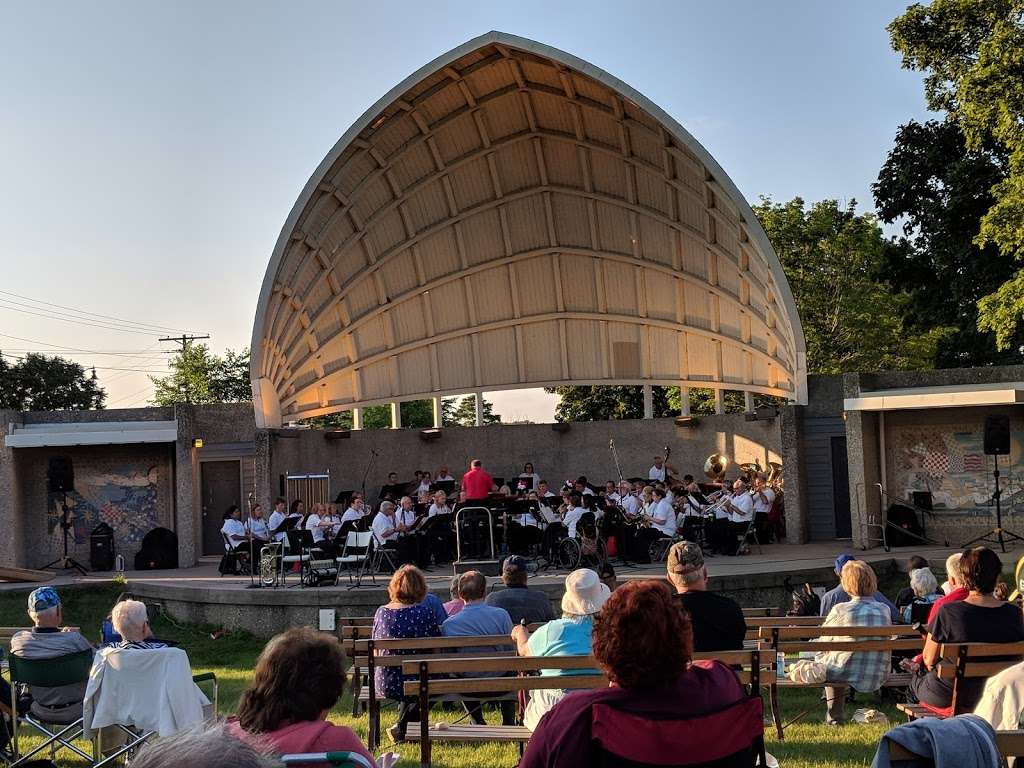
[
  {"x1": 416, "y1": 471, "x2": 432, "y2": 496},
  {"x1": 632, "y1": 486, "x2": 676, "y2": 562},
  {"x1": 305, "y1": 503, "x2": 341, "y2": 556},
  {"x1": 425, "y1": 490, "x2": 455, "y2": 564},
  {"x1": 562, "y1": 493, "x2": 588, "y2": 539},
  {"x1": 536, "y1": 479, "x2": 556, "y2": 499},
  {"x1": 519, "y1": 462, "x2": 542, "y2": 489},
  {"x1": 508, "y1": 491, "x2": 542, "y2": 554},
  {"x1": 245, "y1": 503, "x2": 271, "y2": 548},
  {"x1": 221, "y1": 506, "x2": 248, "y2": 552},
  {"x1": 436, "y1": 465, "x2": 456, "y2": 483},
  {"x1": 266, "y1": 497, "x2": 290, "y2": 543},
  {"x1": 371, "y1": 501, "x2": 412, "y2": 568},
  {"x1": 339, "y1": 496, "x2": 367, "y2": 533},
  {"x1": 396, "y1": 496, "x2": 428, "y2": 568},
  {"x1": 603, "y1": 481, "x2": 620, "y2": 503},
  {"x1": 618, "y1": 482, "x2": 639, "y2": 516}
]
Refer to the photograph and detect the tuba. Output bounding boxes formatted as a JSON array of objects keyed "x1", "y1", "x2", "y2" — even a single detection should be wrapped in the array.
[
  {"x1": 767, "y1": 461, "x2": 784, "y2": 491},
  {"x1": 703, "y1": 453, "x2": 729, "y2": 482}
]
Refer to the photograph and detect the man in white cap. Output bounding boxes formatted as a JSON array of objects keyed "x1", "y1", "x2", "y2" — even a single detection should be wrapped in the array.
[{"x1": 511, "y1": 568, "x2": 610, "y2": 730}]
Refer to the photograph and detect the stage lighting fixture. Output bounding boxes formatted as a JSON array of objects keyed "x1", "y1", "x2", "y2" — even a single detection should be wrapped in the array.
[
  {"x1": 419, "y1": 428, "x2": 442, "y2": 441},
  {"x1": 191, "y1": 438, "x2": 204, "y2": 448},
  {"x1": 324, "y1": 429, "x2": 351, "y2": 440},
  {"x1": 674, "y1": 416, "x2": 700, "y2": 428}
]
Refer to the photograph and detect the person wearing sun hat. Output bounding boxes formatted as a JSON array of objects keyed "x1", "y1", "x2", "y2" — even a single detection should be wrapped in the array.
[
  {"x1": 10, "y1": 586, "x2": 94, "y2": 720},
  {"x1": 511, "y1": 568, "x2": 610, "y2": 730},
  {"x1": 819, "y1": 554, "x2": 900, "y2": 622}
]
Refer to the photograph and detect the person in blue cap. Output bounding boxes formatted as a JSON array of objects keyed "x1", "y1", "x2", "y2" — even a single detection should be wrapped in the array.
[
  {"x1": 819, "y1": 554, "x2": 901, "y2": 622},
  {"x1": 9, "y1": 586, "x2": 94, "y2": 720}
]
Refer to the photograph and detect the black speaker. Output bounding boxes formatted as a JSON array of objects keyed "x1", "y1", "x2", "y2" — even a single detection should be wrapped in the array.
[
  {"x1": 911, "y1": 491, "x2": 933, "y2": 512},
  {"x1": 984, "y1": 415, "x2": 1011, "y2": 456},
  {"x1": 47, "y1": 456, "x2": 75, "y2": 493}
]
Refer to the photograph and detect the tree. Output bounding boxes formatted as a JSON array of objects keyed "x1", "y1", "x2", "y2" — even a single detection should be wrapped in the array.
[
  {"x1": 888, "y1": 1, "x2": 1024, "y2": 349},
  {"x1": 446, "y1": 394, "x2": 500, "y2": 426},
  {"x1": 150, "y1": 345, "x2": 251, "y2": 405},
  {"x1": 0, "y1": 352, "x2": 106, "y2": 410},
  {"x1": 754, "y1": 197, "x2": 952, "y2": 374},
  {"x1": 546, "y1": 385, "x2": 675, "y2": 422},
  {"x1": 873, "y1": 119, "x2": 1018, "y2": 364},
  {"x1": 303, "y1": 399, "x2": 436, "y2": 429}
]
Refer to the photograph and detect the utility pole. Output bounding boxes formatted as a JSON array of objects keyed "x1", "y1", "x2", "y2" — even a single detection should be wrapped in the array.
[{"x1": 159, "y1": 334, "x2": 210, "y2": 404}]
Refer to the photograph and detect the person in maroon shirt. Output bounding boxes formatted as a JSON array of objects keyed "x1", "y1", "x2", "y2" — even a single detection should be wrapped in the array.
[
  {"x1": 519, "y1": 580, "x2": 753, "y2": 768},
  {"x1": 461, "y1": 459, "x2": 495, "y2": 500}
]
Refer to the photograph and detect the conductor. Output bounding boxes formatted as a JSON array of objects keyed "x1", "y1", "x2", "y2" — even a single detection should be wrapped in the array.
[{"x1": 461, "y1": 459, "x2": 496, "y2": 501}]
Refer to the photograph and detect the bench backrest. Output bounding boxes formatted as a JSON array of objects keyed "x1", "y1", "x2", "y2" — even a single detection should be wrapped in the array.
[
  {"x1": 741, "y1": 607, "x2": 779, "y2": 617},
  {"x1": 743, "y1": 615, "x2": 823, "y2": 641},
  {"x1": 760, "y1": 625, "x2": 923, "y2": 653},
  {"x1": 934, "y1": 642, "x2": 1024, "y2": 714},
  {"x1": 400, "y1": 649, "x2": 777, "y2": 697}
]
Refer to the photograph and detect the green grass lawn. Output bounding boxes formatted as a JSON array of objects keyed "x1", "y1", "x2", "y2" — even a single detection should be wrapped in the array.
[{"x1": 0, "y1": 581, "x2": 919, "y2": 767}]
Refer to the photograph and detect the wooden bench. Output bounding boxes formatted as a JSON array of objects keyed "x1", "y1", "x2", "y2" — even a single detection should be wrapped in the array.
[
  {"x1": 741, "y1": 607, "x2": 780, "y2": 617},
  {"x1": 897, "y1": 641, "x2": 1024, "y2": 721},
  {"x1": 356, "y1": 633, "x2": 534, "y2": 749},
  {"x1": 743, "y1": 615, "x2": 822, "y2": 643},
  {"x1": 400, "y1": 649, "x2": 775, "y2": 768},
  {"x1": 889, "y1": 729, "x2": 1024, "y2": 761},
  {"x1": 758, "y1": 624, "x2": 922, "y2": 738}
]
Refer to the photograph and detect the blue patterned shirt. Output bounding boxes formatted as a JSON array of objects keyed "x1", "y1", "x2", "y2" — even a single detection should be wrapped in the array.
[{"x1": 816, "y1": 596, "x2": 892, "y2": 692}]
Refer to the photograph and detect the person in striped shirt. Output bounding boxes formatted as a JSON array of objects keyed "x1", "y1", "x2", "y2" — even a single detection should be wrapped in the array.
[{"x1": 109, "y1": 600, "x2": 167, "y2": 650}]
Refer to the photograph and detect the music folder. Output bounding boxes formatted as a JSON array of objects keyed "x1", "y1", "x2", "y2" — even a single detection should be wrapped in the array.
[
  {"x1": 514, "y1": 476, "x2": 535, "y2": 491},
  {"x1": 430, "y1": 479, "x2": 456, "y2": 495}
]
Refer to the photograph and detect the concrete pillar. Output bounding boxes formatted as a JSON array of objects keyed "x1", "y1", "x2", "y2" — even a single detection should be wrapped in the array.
[
  {"x1": 0, "y1": 410, "x2": 25, "y2": 567},
  {"x1": 780, "y1": 405, "x2": 808, "y2": 543},
  {"x1": 352, "y1": 407, "x2": 363, "y2": 430},
  {"x1": 474, "y1": 392, "x2": 484, "y2": 427},
  {"x1": 744, "y1": 391, "x2": 755, "y2": 413},
  {"x1": 642, "y1": 384, "x2": 653, "y2": 419},
  {"x1": 431, "y1": 397, "x2": 442, "y2": 428},
  {"x1": 390, "y1": 402, "x2": 401, "y2": 429},
  {"x1": 680, "y1": 387, "x2": 691, "y2": 416},
  {"x1": 173, "y1": 403, "x2": 199, "y2": 567},
  {"x1": 714, "y1": 389, "x2": 725, "y2": 415}
]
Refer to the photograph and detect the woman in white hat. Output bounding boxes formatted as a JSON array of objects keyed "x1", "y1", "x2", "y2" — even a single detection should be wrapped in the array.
[{"x1": 510, "y1": 568, "x2": 610, "y2": 729}]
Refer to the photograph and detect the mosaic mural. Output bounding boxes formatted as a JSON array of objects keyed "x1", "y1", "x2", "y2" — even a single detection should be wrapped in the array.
[
  {"x1": 47, "y1": 465, "x2": 164, "y2": 550},
  {"x1": 887, "y1": 424, "x2": 1024, "y2": 513}
]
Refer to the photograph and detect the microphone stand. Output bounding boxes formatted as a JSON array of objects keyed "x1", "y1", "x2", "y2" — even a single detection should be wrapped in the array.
[
  {"x1": 360, "y1": 449, "x2": 379, "y2": 498},
  {"x1": 245, "y1": 492, "x2": 261, "y2": 589}
]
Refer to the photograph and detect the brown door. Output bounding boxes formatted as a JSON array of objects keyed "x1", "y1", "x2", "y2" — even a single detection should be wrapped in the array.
[{"x1": 200, "y1": 460, "x2": 241, "y2": 556}]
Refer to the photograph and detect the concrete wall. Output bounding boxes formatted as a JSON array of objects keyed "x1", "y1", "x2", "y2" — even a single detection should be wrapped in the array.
[
  {"x1": 844, "y1": 366, "x2": 1024, "y2": 549},
  {"x1": 262, "y1": 414, "x2": 782, "y2": 509}
]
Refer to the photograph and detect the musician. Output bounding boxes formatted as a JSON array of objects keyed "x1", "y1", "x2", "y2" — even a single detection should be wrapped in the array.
[
  {"x1": 630, "y1": 488, "x2": 674, "y2": 563},
  {"x1": 508, "y1": 491, "x2": 542, "y2": 554},
  {"x1": 618, "y1": 482, "x2": 640, "y2": 516},
  {"x1": 306, "y1": 503, "x2": 341, "y2": 556},
  {"x1": 397, "y1": 496, "x2": 429, "y2": 568},
  {"x1": 341, "y1": 496, "x2": 366, "y2": 525},
  {"x1": 724, "y1": 479, "x2": 754, "y2": 556},
  {"x1": 682, "y1": 474, "x2": 701, "y2": 495},
  {"x1": 648, "y1": 487, "x2": 677, "y2": 537},
  {"x1": 245, "y1": 504, "x2": 271, "y2": 547},
  {"x1": 425, "y1": 493, "x2": 454, "y2": 565},
  {"x1": 436, "y1": 466, "x2": 456, "y2": 483},
  {"x1": 416, "y1": 471, "x2": 432, "y2": 496},
  {"x1": 462, "y1": 459, "x2": 496, "y2": 500},
  {"x1": 648, "y1": 455, "x2": 677, "y2": 483},
  {"x1": 372, "y1": 501, "x2": 415, "y2": 567},
  {"x1": 221, "y1": 505, "x2": 248, "y2": 552},
  {"x1": 751, "y1": 474, "x2": 776, "y2": 544},
  {"x1": 267, "y1": 497, "x2": 291, "y2": 543},
  {"x1": 562, "y1": 493, "x2": 588, "y2": 539},
  {"x1": 536, "y1": 480, "x2": 556, "y2": 498},
  {"x1": 604, "y1": 481, "x2": 620, "y2": 503},
  {"x1": 518, "y1": 462, "x2": 541, "y2": 490}
]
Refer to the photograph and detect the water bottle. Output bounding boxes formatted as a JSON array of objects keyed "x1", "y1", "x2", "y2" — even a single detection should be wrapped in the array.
[
  {"x1": 115, "y1": 554, "x2": 125, "y2": 574},
  {"x1": 776, "y1": 652, "x2": 785, "y2": 677}
]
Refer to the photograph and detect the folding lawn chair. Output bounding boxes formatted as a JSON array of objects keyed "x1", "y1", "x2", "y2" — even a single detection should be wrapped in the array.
[
  {"x1": 334, "y1": 531, "x2": 376, "y2": 588},
  {"x1": 281, "y1": 752, "x2": 375, "y2": 768}
]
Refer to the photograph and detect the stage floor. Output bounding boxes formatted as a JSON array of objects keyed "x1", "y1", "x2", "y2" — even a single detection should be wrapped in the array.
[{"x1": 3, "y1": 540, "x2": 969, "y2": 593}]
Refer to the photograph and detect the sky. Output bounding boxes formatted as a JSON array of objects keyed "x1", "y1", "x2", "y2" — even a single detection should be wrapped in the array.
[{"x1": 0, "y1": 1, "x2": 932, "y2": 421}]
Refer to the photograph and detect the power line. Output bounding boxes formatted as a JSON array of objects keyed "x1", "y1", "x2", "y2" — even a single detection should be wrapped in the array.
[
  {"x1": 106, "y1": 384, "x2": 155, "y2": 407},
  {"x1": 0, "y1": 288, "x2": 198, "y2": 334},
  {"x1": 0, "y1": 351, "x2": 169, "y2": 373},
  {"x1": 0, "y1": 302, "x2": 162, "y2": 335}
]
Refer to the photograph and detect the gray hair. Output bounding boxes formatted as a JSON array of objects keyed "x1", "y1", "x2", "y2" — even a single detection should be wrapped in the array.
[
  {"x1": 946, "y1": 552, "x2": 963, "y2": 584},
  {"x1": 379, "y1": 501, "x2": 395, "y2": 513},
  {"x1": 909, "y1": 567, "x2": 938, "y2": 598},
  {"x1": 130, "y1": 723, "x2": 280, "y2": 768},
  {"x1": 29, "y1": 604, "x2": 60, "y2": 624},
  {"x1": 111, "y1": 599, "x2": 149, "y2": 641}
]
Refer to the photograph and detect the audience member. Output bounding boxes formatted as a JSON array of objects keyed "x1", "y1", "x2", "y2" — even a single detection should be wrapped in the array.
[
  {"x1": 520, "y1": 580, "x2": 747, "y2": 768},
  {"x1": 372, "y1": 565, "x2": 442, "y2": 743},
  {"x1": 485, "y1": 556, "x2": 556, "y2": 625},
  {"x1": 443, "y1": 574, "x2": 464, "y2": 617},
  {"x1": 666, "y1": 541, "x2": 746, "y2": 651},
  {"x1": 974, "y1": 659, "x2": 1024, "y2": 733},
  {"x1": 512, "y1": 568, "x2": 608, "y2": 729},
  {"x1": 442, "y1": 570, "x2": 516, "y2": 727},
  {"x1": 229, "y1": 626, "x2": 375, "y2": 766},
  {"x1": 901, "y1": 568, "x2": 941, "y2": 624},
  {"x1": 895, "y1": 555, "x2": 932, "y2": 611},
  {"x1": 910, "y1": 547, "x2": 1024, "y2": 714},
  {"x1": 820, "y1": 554, "x2": 900, "y2": 622},
  {"x1": 927, "y1": 552, "x2": 968, "y2": 624},
  {"x1": 109, "y1": 600, "x2": 167, "y2": 649},
  {"x1": 131, "y1": 723, "x2": 281, "y2": 768},
  {"x1": 815, "y1": 560, "x2": 892, "y2": 725},
  {"x1": 9, "y1": 587, "x2": 94, "y2": 720}
]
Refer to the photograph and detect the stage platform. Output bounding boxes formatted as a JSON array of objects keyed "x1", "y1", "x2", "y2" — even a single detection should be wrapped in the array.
[{"x1": 0, "y1": 541, "x2": 979, "y2": 637}]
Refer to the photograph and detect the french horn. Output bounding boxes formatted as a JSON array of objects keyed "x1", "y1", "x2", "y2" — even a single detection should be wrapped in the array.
[{"x1": 703, "y1": 453, "x2": 729, "y2": 481}]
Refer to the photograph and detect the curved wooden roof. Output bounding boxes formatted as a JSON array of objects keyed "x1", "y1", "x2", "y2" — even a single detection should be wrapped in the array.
[{"x1": 251, "y1": 32, "x2": 807, "y2": 427}]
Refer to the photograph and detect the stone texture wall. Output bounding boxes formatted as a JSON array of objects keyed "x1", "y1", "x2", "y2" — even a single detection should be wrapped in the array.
[{"x1": 264, "y1": 413, "x2": 782, "y2": 506}]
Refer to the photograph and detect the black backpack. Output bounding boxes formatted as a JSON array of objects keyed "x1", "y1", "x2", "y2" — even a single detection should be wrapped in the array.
[{"x1": 787, "y1": 583, "x2": 821, "y2": 617}]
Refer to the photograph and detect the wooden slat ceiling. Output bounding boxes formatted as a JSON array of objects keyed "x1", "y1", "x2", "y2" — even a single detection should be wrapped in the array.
[{"x1": 251, "y1": 32, "x2": 807, "y2": 427}]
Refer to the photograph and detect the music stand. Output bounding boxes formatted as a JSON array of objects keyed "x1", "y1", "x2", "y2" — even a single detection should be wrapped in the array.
[
  {"x1": 514, "y1": 476, "x2": 534, "y2": 492},
  {"x1": 430, "y1": 480, "x2": 456, "y2": 495}
]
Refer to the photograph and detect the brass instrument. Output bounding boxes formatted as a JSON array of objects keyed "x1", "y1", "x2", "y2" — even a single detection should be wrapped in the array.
[
  {"x1": 738, "y1": 461, "x2": 762, "y2": 482},
  {"x1": 703, "y1": 453, "x2": 729, "y2": 482},
  {"x1": 767, "y1": 461, "x2": 784, "y2": 491}
]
